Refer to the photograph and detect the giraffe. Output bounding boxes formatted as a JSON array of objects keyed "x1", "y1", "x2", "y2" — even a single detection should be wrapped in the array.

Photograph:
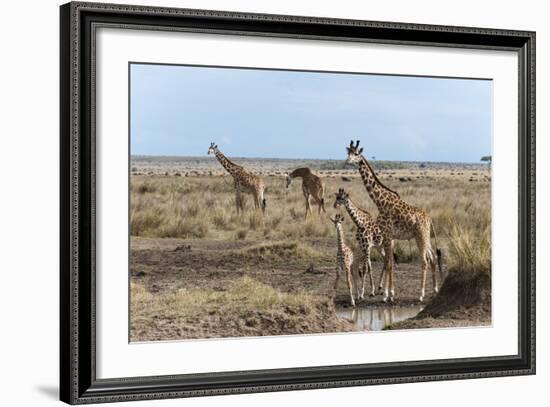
[
  {"x1": 333, "y1": 188, "x2": 386, "y2": 299},
  {"x1": 329, "y1": 214, "x2": 356, "y2": 307},
  {"x1": 285, "y1": 167, "x2": 326, "y2": 218},
  {"x1": 207, "y1": 143, "x2": 266, "y2": 214},
  {"x1": 345, "y1": 140, "x2": 442, "y2": 302}
]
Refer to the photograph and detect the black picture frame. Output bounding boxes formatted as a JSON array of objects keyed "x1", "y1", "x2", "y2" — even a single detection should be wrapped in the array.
[{"x1": 60, "y1": 1, "x2": 536, "y2": 404}]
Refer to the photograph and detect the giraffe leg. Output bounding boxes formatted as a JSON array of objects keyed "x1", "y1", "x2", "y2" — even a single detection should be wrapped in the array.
[
  {"x1": 376, "y1": 246, "x2": 386, "y2": 295},
  {"x1": 317, "y1": 196, "x2": 325, "y2": 215},
  {"x1": 345, "y1": 263, "x2": 356, "y2": 307},
  {"x1": 260, "y1": 188, "x2": 266, "y2": 214},
  {"x1": 366, "y1": 249, "x2": 375, "y2": 297},
  {"x1": 389, "y1": 243, "x2": 395, "y2": 302},
  {"x1": 304, "y1": 193, "x2": 311, "y2": 219},
  {"x1": 333, "y1": 267, "x2": 341, "y2": 295},
  {"x1": 429, "y1": 247, "x2": 439, "y2": 293},
  {"x1": 383, "y1": 240, "x2": 395, "y2": 303},
  {"x1": 355, "y1": 264, "x2": 362, "y2": 300},
  {"x1": 253, "y1": 191, "x2": 259, "y2": 209},
  {"x1": 416, "y1": 236, "x2": 429, "y2": 302},
  {"x1": 355, "y1": 259, "x2": 367, "y2": 300},
  {"x1": 359, "y1": 251, "x2": 370, "y2": 299}
]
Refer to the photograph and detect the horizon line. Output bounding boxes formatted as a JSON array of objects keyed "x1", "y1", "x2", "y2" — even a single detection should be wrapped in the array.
[{"x1": 130, "y1": 154, "x2": 489, "y2": 165}]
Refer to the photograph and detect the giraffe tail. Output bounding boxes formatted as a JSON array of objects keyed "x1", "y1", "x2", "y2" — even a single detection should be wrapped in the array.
[
  {"x1": 436, "y1": 248, "x2": 443, "y2": 278},
  {"x1": 261, "y1": 198, "x2": 266, "y2": 213},
  {"x1": 431, "y1": 222, "x2": 444, "y2": 278},
  {"x1": 320, "y1": 198, "x2": 326, "y2": 213}
]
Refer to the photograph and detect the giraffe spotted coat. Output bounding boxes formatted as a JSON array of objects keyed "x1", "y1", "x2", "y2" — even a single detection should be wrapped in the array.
[
  {"x1": 207, "y1": 143, "x2": 266, "y2": 213},
  {"x1": 330, "y1": 214, "x2": 356, "y2": 307},
  {"x1": 334, "y1": 188, "x2": 386, "y2": 299},
  {"x1": 346, "y1": 140, "x2": 442, "y2": 302}
]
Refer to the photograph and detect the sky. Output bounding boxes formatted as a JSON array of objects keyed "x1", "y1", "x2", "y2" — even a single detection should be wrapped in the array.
[{"x1": 130, "y1": 63, "x2": 492, "y2": 163}]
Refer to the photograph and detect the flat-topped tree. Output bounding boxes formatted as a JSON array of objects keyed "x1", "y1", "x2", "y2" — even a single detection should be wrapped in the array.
[
  {"x1": 345, "y1": 140, "x2": 442, "y2": 302},
  {"x1": 207, "y1": 143, "x2": 266, "y2": 214},
  {"x1": 481, "y1": 155, "x2": 492, "y2": 172}
]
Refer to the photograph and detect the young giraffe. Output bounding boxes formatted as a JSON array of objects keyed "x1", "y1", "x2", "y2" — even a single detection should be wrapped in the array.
[
  {"x1": 285, "y1": 167, "x2": 326, "y2": 218},
  {"x1": 330, "y1": 214, "x2": 356, "y2": 307},
  {"x1": 346, "y1": 140, "x2": 442, "y2": 302},
  {"x1": 207, "y1": 143, "x2": 266, "y2": 214},
  {"x1": 333, "y1": 188, "x2": 386, "y2": 299}
]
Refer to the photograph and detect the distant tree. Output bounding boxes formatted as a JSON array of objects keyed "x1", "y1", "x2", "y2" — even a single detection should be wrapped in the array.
[
  {"x1": 481, "y1": 155, "x2": 492, "y2": 172},
  {"x1": 372, "y1": 156, "x2": 376, "y2": 161}
]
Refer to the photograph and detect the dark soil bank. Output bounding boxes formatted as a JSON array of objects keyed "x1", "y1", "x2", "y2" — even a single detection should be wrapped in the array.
[{"x1": 386, "y1": 267, "x2": 491, "y2": 330}]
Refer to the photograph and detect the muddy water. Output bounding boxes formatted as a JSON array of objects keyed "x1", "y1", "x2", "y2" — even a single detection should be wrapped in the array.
[{"x1": 336, "y1": 306, "x2": 423, "y2": 331}]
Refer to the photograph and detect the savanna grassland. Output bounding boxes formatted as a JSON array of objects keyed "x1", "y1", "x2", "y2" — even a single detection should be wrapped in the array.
[{"x1": 130, "y1": 156, "x2": 491, "y2": 341}]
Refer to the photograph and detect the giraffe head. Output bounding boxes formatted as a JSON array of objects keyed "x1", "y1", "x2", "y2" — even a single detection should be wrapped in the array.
[
  {"x1": 333, "y1": 188, "x2": 349, "y2": 209},
  {"x1": 207, "y1": 142, "x2": 219, "y2": 155},
  {"x1": 346, "y1": 140, "x2": 364, "y2": 165},
  {"x1": 329, "y1": 213, "x2": 345, "y2": 226},
  {"x1": 284, "y1": 173, "x2": 292, "y2": 188}
]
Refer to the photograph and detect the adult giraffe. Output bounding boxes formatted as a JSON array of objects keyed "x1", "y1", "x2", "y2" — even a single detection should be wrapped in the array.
[
  {"x1": 285, "y1": 167, "x2": 326, "y2": 218},
  {"x1": 345, "y1": 140, "x2": 442, "y2": 302},
  {"x1": 207, "y1": 143, "x2": 266, "y2": 213}
]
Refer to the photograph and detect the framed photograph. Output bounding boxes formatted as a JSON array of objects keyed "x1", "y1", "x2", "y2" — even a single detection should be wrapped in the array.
[{"x1": 60, "y1": 1, "x2": 535, "y2": 404}]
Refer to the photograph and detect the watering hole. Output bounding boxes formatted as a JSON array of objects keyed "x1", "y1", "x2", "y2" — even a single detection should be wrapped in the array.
[{"x1": 336, "y1": 305, "x2": 424, "y2": 331}]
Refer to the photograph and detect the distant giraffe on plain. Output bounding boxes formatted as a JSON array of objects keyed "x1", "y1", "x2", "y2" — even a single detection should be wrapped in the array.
[
  {"x1": 330, "y1": 214, "x2": 356, "y2": 307},
  {"x1": 346, "y1": 140, "x2": 442, "y2": 302},
  {"x1": 334, "y1": 188, "x2": 386, "y2": 299},
  {"x1": 286, "y1": 167, "x2": 326, "y2": 218},
  {"x1": 207, "y1": 143, "x2": 266, "y2": 214}
]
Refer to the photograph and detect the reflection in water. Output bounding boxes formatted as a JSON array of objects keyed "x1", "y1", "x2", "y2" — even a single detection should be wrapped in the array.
[{"x1": 336, "y1": 306, "x2": 423, "y2": 331}]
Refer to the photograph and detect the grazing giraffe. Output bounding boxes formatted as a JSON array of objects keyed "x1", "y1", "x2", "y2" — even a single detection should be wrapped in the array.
[
  {"x1": 207, "y1": 143, "x2": 266, "y2": 214},
  {"x1": 333, "y1": 188, "x2": 386, "y2": 299},
  {"x1": 330, "y1": 214, "x2": 356, "y2": 307},
  {"x1": 345, "y1": 140, "x2": 442, "y2": 302},
  {"x1": 285, "y1": 167, "x2": 326, "y2": 218}
]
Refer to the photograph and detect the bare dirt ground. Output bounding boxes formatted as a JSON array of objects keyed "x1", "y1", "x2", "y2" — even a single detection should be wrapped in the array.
[
  {"x1": 129, "y1": 236, "x2": 457, "y2": 341},
  {"x1": 131, "y1": 237, "x2": 437, "y2": 306}
]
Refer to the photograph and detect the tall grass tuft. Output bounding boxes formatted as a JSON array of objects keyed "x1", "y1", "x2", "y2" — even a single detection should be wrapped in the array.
[{"x1": 446, "y1": 218, "x2": 491, "y2": 275}]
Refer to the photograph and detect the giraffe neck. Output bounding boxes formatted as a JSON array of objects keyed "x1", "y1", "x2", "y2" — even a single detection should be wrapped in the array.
[
  {"x1": 289, "y1": 167, "x2": 311, "y2": 179},
  {"x1": 357, "y1": 155, "x2": 400, "y2": 211},
  {"x1": 343, "y1": 197, "x2": 369, "y2": 228},
  {"x1": 215, "y1": 150, "x2": 240, "y2": 176},
  {"x1": 335, "y1": 224, "x2": 347, "y2": 253}
]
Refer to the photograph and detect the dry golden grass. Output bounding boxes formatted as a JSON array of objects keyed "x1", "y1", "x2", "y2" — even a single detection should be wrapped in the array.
[
  {"x1": 130, "y1": 169, "x2": 491, "y2": 269},
  {"x1": 132, "y1": 276, "x2": 321, "y2": 316},
  {"x1": 131, "y1": 276, "x2": 354, "y2": 340}
]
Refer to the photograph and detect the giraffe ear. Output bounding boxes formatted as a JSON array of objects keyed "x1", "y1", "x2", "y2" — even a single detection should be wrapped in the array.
[{"x1": 358, "y1": 148, "x2": 363, "y2": 154}]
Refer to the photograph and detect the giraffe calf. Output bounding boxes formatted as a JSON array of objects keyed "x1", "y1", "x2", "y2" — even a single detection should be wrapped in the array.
[
  {"x1": 330, "y1": 214, "x2": 356, "y2": 307},
  {"x1": 334, "y1": 188, "x2": 386, "y2": 299}
]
